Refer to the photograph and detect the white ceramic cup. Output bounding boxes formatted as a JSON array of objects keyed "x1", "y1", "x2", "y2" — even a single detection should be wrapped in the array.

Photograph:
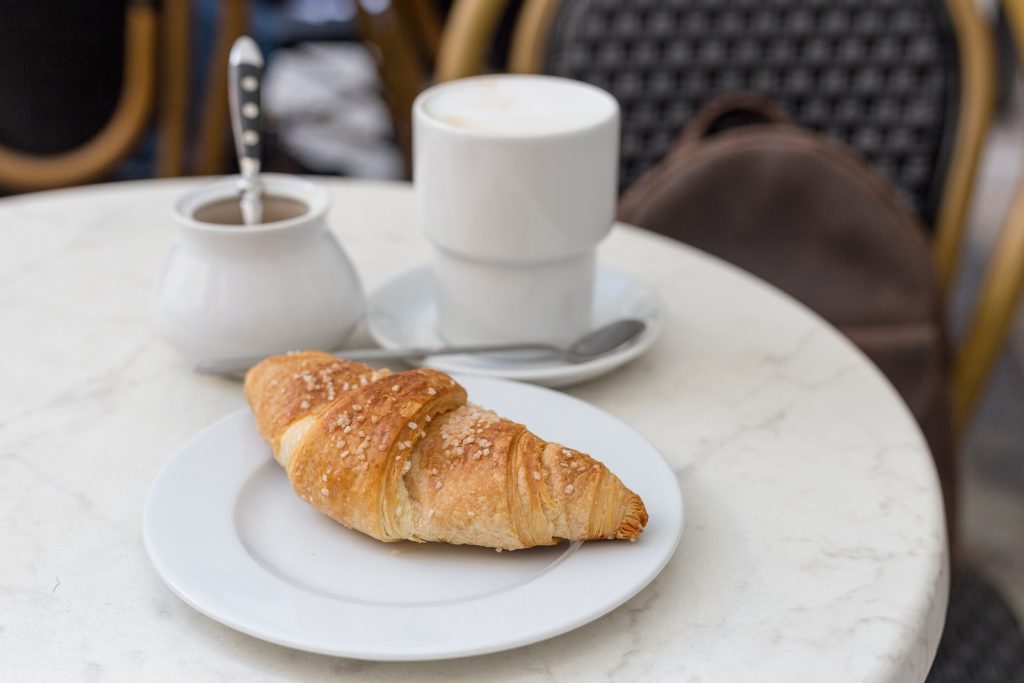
[
  {"x1": 414, "y1": 74, "x2": 619, "y2": 346},
  {"x1": 151, "y1": 174, "x2": 365, "y2": 361}
]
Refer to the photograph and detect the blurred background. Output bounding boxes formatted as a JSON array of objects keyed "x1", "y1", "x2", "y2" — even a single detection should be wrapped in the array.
[{"x1": 1, "y1": 0, "x2": 1022, "y2": 676}]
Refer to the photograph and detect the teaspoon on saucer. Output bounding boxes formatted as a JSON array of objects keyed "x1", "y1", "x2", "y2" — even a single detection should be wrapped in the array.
[{"x1": 195, "y1": 319, "x2": 647, "y2": 380}]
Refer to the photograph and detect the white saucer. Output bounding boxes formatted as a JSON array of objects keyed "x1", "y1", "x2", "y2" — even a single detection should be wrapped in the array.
[
  {"x1": 143, "y1": 376, "x2": 684, "y2": 661},
  {"x1": 366, "y1": 265, "x2": 663, "y2": 388}
]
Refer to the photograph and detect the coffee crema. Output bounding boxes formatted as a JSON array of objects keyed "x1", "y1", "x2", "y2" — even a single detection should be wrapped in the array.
[
  {"x1": 191, "y1": 195, "x2": 309, "y2": 226},
  {"x1": 420, "y1": 76, "x2": 615, "y2": 135}
]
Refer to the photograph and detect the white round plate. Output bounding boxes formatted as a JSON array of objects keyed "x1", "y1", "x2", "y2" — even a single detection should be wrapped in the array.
[
  {"x1": 143, "y1": 376, "x2": 683, "y2": 661},
  {"x1": 366, "y1": 266, "x2": 663, "y2": 388}
]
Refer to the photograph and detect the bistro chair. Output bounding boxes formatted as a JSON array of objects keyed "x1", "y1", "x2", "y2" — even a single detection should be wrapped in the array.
[
  {"x1": 0, "y1": 0, "x2": 193, "y2": 189},
  {"x1": 0, "y1": 0, "x2": 251, "y2": 190},
  {"x1": 436, "y1": 1, "x2": 1024, "y2": 679},
  {"x1": 435, "y1": 0, "x2": 1024, "y2": 435},
  {"x1": 357, "y1": 0, "x2": 445, "y2": 175},
  {"x1": 193, "y1": 0, "x2": 249, "y2": 177}
]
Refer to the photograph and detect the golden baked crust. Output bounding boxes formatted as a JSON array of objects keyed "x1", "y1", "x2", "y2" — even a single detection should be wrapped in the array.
[{"x1": 244, "y1": 351, "x2": 648, "y2": 549}]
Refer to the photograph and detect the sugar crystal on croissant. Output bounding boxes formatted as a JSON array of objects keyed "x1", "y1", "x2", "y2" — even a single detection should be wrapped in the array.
[{"x1": 244, "y1": 351, "x2": 648, "y2": 550}]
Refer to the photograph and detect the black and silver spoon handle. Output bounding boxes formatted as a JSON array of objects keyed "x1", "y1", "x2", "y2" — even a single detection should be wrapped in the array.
[{"x1": 228, "y1": 36, "x2": 264, "y2": 225}]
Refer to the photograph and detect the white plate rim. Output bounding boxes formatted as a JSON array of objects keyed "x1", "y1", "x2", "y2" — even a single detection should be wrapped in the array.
[
  {"x1": 365, "y1": 265, "x2": 665, "y2": 385},
  {"x1": 143, "y1": 376, "x2": 684, "y2": 661}
]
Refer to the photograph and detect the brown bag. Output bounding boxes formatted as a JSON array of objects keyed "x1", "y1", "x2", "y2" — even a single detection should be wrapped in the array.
[{"x1": 619, "y1": 97, "x2": 956, "y2": 541}]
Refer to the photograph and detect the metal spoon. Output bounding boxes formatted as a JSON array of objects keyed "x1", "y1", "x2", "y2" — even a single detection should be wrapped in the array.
[
  {"x1": 195, "y1": 319, "x2": 647, "y2": 380},
  {"x1": 228, "y1": 36, "x2": 264, "y2": 225}
]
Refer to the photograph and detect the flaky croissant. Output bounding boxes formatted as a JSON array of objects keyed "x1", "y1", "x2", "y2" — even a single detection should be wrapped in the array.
[{"x1": 243, "y1": 351, "x2": 647, "y2": 550}]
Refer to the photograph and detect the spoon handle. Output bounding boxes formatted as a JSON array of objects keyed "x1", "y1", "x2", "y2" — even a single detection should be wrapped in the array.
[
  {"x1": 228, "y1": 36, "x2": 264, "y2": 225},
  {"x1": 195, "y1": 343, "x2": 565, "y2": 380}
]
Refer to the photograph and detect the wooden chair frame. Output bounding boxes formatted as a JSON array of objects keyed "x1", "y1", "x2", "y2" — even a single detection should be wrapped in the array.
[
  {"x1": 0, "y1": 0, "x2": 157, "y2": 190},
  {"x1": 204, "y1": 0, "x2": 444, "y2": 178},
  {"x1": 358, "y1": 0, "x2": 443, "y2": 176},
  {"x1": 156, "y1": 0, "x2": 191, "y2": 178},
  {"x1": 953, "y1": 0, "x2": 1024, "y2": 429},
  {"x1": 195, "y1": 0, "x2": 248, "y2": 176},
  {"x1": 0, "y1": 0, "x2": 196, "y2": 190},
  {"x1": 437, "y1": 0, "x2": 1021, "y2": 431}
]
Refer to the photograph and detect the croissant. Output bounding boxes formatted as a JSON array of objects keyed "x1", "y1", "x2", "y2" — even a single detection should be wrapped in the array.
[{"x1": 243, "y1": 351, "x2": 648, "y2": 550}]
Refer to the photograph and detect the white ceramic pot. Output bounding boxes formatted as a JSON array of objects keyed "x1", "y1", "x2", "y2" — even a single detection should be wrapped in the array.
[{"x1": 151, "y1": 175, "x2": 364, "y2": 361}]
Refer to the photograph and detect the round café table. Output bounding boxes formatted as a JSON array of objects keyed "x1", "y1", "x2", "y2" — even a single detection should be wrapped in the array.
[{"x1": 0, "y1": 179, "x2": 947, "y2": 682}]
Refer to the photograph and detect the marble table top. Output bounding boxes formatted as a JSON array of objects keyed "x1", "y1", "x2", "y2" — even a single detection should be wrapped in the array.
[{"x1": 0, "y1": 179, "x2": 947, "y2": 682}]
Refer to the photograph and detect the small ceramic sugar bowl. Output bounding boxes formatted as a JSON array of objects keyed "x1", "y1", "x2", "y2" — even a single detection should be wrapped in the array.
[{"x1": 151, "y1": 174, "x2": 364, "y2": 362}]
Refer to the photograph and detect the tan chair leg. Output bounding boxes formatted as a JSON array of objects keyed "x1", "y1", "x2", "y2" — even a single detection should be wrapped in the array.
[
  {"x1": 951, "y1": 0, "x2": 1024, "y2": 430},
  {"x1": 195, "y1": 0, "x2": 247, "y2": 176},
  {"x1": 357, "y1": 3, "x2": 433, "y2": 176},
  {"x1": 408, "y1": 0, "x2": 442, "y2": 61},
  {"x1": 156, "y1": 0, "x2": 191, "y2": 177},
  {"x1": 509, "y1": 0, "x2": 560, "y2": 74},
  {"x1": 933, "y1": 0, "x2": 997, "y2": 294},
  {"x1": 435, "y1": 0, "x2": 509, "y2": 82}
]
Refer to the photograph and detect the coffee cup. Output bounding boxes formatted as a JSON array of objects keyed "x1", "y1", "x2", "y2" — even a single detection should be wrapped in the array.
[{"x1": 413, "y1": 75, "x2": 620, "y2": 346}]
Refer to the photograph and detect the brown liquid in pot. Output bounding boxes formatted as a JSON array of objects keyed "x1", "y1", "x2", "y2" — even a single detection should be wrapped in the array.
[{"x1": 192, "y1": 196, "x2": 309, "y2": 225}]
